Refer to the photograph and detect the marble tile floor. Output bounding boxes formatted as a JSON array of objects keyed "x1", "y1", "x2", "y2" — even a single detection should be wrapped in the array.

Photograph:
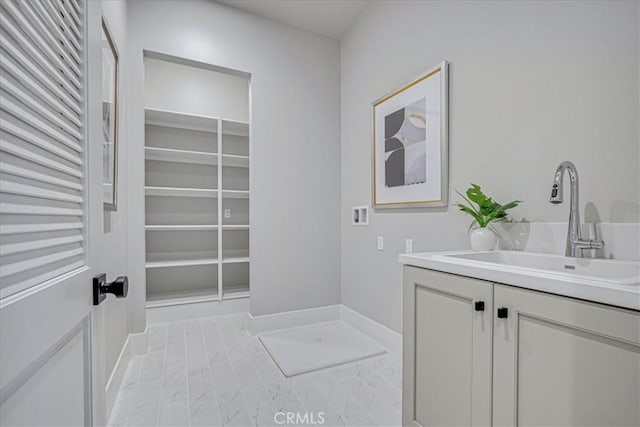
[{"x1": 108, "y1": 313, "x2": 402, "y2": 427}]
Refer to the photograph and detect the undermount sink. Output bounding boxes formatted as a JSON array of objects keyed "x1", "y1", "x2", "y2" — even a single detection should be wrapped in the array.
[{"x1": 433, "y1": 251, "x2": 640, "y2": 286}]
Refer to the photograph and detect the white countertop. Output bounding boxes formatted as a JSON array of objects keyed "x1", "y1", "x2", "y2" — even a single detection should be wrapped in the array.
[{"x1": 399, "y1": 251, "x2": 640, "y2": 311}]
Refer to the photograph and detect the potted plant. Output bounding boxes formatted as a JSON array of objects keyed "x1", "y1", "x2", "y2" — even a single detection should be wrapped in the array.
[{"x1": 456, "y1": 184, "x2": 521, "y2": 251}]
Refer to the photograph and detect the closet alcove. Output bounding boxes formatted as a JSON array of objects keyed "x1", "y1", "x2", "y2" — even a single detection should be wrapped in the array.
[{"x1": 143, "y1": 54, "x2": 250, "y2": 308}]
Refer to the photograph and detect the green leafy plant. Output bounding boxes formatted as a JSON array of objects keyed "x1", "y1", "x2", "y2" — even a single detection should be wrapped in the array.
[{"x1": 456, "y1": 184, "x2": 521, "y2": 231}]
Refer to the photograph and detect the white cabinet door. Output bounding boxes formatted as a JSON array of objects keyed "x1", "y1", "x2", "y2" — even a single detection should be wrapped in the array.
[
  {"x1": 493, "y1": 284, "x2": 640, "y2": 427},
  {"x1": 403, "y1": 267, "x2": 493, "y2": 427}
]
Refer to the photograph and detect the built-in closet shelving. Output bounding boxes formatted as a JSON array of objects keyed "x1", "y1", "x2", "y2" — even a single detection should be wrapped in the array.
[{"x1": 144, "y1": 107, "x2": 250, "y2": 307}]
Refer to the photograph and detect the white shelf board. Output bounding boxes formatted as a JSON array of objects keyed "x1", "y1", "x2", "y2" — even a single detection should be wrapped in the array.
[
  {"x1": 222, "y1": 257, "x2": 250, "y2": 264},
  {"x1": 222, "y1": 290, "x2": 250, "y2": 300},
  {"x1": 222, "y1": 190, "x2": 250, "y2": 199},
  {"x1": 221, "y1": 154, "x2": 249, "y2": 168},
  {"x1": 222, "y1": 119, "x2": 249, "y2": 137},
  {"x1": 145, "y1": 146, "x2": 219, "y2": 166},
  {"x1": 145, "y1": 186, "x2": 218, "y2": 198},
  {"x1": 222, "y1": 225, "x2": 250, "y2": 230},
  {"x1": 146, "y1": 289, "x2": 219, "y2": 308},
  {"x1": 145, "y1": 258, "x2": 219, "y2": 269},
  {"x1": 145, "y1": 108, "x2": 218, "y2": 133},
  {"x1": 145, "y1": 225, "x2": 219, "y2": 231}
]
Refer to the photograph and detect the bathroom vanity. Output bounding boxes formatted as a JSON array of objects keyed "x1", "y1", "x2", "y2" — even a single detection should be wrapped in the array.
[{"x1": 400, "y1": 251, "x2": 640, "y2": 427}]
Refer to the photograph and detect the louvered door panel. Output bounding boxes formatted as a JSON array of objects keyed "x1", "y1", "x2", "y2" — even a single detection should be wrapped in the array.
[{"x1": 0, "y1": 0, "x2": 85, "y2": 299}]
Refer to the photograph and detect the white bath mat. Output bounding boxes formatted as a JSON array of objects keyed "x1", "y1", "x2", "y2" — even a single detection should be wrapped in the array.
[{"x1": 259, "y1": 321, "x2": 386, "y2": 377}]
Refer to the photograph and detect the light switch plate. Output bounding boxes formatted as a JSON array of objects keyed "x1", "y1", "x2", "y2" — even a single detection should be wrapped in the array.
[
  {"x1": 377, "y1": 236, "x2": 384, "y2": 251},
  {"x1": 405, "y1": 239, "x2": 413, "y2": 254},
  {"x1": 224, "y1": 208, "x2": 231, "y2": 219}
]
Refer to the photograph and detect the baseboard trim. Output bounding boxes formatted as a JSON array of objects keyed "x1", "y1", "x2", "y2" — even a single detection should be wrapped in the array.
[
  {"x1": 249, "y1": 304, "x2": 402, "y2": 355},
  {"x1": 339, "y1": 305, "x2": 402, "y2": 356},
  {"x1": 146, "y1": 297, "x2": 250, "y2": 324},
  {"x1": 249, "y1": 304, "x2": 341, "y2": 335},
  {"x1": 105, "y1": 328, "x2": 148, "y2": 418},
  {"x1": 128, "y1": 329, "x2": 148, "y2": 355}
]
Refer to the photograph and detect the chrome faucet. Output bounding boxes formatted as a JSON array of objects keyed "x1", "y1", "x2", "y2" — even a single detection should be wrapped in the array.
[{"x1": 549, "y1": 161, "x2": 604, "y2": 257}]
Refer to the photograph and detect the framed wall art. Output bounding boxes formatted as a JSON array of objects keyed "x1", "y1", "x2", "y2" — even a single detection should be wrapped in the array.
[
  {"x1": 372, "y1": 61, "x2": 448, "y2": 209},
  {"x1": 102, "y1": 17, "x2": 119, "y2": 210}
]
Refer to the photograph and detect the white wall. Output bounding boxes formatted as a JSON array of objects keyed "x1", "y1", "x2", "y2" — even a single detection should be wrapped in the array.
[
  {"x1": 341, "y1": 0, "x2": 640, "y2": 333},
  {"x1": 125, "y1": 0, "x2": 341, "y2": 327},
  {"x1": 101, "y1": 0, "x2": 129, "y2": 388},
  {"x1": 144, "y1": 57, "x2": 249, "y2": 122}
]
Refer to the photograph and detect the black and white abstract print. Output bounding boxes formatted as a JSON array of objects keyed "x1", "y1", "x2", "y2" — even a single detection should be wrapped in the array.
[{"x1": 383, "y1": 97, "x2": 426, "y2": 188}]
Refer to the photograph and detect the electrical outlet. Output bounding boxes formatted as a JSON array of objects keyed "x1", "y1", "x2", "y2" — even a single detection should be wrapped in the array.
[
  {"x1": 405, "y1": 239, "x2": 413, "y2": 254},
  {"x1": 377, "y1": 236, "x2": 384, "y2": 251},
  {"x1": 224, "y1": 208, "x2": 231, "y2": 219}
]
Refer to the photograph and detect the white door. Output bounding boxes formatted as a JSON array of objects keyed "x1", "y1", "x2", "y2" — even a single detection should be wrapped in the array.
[
  {"x1": 493, "y1": 284, "x2": 640, "y2": 426},
  {"x1": 0, "y1": 1, "x2": 118, "y2": 425},
  {"x1": 402, "y1": 267, "x2": 493, "y2": 427}
]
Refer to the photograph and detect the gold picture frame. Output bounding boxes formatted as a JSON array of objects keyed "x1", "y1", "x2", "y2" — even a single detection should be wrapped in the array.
[{"x1": 372, "y1": 61, "x2": 448, "y2": 209}]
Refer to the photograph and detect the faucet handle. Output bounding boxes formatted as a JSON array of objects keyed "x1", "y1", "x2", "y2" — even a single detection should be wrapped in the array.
[{"x1": 574, "y1": 239, "x2": 605, "y2": 250}]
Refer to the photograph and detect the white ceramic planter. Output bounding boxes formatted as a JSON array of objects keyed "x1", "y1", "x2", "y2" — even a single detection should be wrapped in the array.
[{"x1": 470, "y1": 228, "x2": 497, "y2": 251}]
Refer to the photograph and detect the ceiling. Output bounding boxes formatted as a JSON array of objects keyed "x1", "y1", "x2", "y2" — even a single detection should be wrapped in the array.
[{"x1": 217, "y1": 0, "x2": 372, "y2": 39}]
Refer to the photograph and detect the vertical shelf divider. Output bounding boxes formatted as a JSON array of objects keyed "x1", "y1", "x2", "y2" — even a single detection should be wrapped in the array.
[{"x1": 217, "y1": 118, "x2": 224, "y2": 300}]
